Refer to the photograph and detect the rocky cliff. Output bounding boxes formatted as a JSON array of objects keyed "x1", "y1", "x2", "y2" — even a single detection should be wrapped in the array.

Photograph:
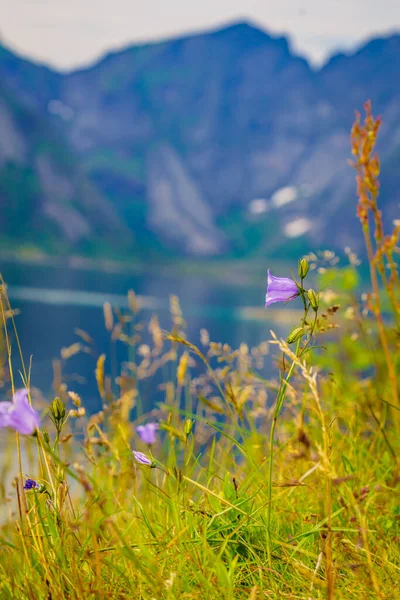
[{"x1": 0, "y1": 22, "x2": 398, "y2": 258}]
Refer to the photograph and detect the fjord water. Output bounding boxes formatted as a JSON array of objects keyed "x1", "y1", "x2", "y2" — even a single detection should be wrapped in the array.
[{"x1": 1, "y1": 262, "x2": 290, "y2": 413}]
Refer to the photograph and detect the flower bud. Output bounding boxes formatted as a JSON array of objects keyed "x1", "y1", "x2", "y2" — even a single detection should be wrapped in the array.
[
  {"x1": 298, "y1": 258, "x2": 310, "y2": 280},
  {"x1": 51, "y1": 397, "x2": 66, "y2": 421},
  {"x1": 307, "y1": 289, "x2": 319, "y2": 312},
  {"x1": 132, "y1": 450, "x2": 152, "y2": 466},
  {"x1": 287, "y1": 327, "x2": 305, "y2": 344}
]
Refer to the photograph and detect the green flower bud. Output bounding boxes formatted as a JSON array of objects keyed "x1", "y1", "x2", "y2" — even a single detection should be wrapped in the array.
[
  {"x1": 307, "y1": 289, "x2": 319, "y2": 311},
  {"x1": 42, "y1": 429, "x2": 50, "y2": 445},
  {"x1": 298, "y1": 258, "x2": 310, "y2": 279},
  {"x1": 51, "y1": 397, "x2": 66, "y2": 421},
  {"x1": 287, "y1": 327, "x2": 305, "y2": 344}
]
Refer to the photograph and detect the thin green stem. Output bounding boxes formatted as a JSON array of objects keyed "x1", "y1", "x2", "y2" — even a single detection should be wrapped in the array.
[{"x1": 266, "y1": 336, "x2": 302, "y2": 564}]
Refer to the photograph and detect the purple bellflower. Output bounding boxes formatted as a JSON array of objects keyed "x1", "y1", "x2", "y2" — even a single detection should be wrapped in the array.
[
  {"x1": 136, "y1": 422, "x2": 159, "y2": 445},
  {"x1": 132, "y1": 450, "x2": 153, "y2": 466},
  {"x1": 265, "y1": 270, "x2": 300, "y2": 308},
  {"x1": 24, "y1": 478, "x2": 41, "y2": 491},
  {"x1": 0, "y1": 389, "x2": 40, "y2": 435}
]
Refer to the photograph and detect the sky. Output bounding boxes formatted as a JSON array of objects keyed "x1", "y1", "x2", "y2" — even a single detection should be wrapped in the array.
[{"x1": 0, "y1": 0, "x2": 399, "y2": 71}]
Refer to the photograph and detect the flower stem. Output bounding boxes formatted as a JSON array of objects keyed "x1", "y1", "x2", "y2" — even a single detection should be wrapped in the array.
[
  {"x1": 363, "y1": 224, "x2": 399, "y2": 421},
  {"x1": 266, "y1": 337, "x2": 302, "y2": 564}
]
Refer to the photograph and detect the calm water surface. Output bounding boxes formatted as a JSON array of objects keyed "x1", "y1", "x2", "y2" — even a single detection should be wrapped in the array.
[{"x1": 0, "y1": 262, "x2": 290, "y2": 413}]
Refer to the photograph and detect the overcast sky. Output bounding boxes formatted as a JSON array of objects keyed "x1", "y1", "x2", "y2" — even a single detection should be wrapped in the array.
[{"x1": 1, "y1": 0, "x2": 399, "y2": 70}]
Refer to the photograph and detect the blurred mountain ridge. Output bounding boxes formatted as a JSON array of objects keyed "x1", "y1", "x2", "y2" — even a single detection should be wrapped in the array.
[{"x1": 0, "y1": 21, "x2": 399, "y2": 259}]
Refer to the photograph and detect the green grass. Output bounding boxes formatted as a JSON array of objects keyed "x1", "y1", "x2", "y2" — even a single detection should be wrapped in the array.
[{"x1": 0, "y1": 257, "x2": 398, "y2": 600}]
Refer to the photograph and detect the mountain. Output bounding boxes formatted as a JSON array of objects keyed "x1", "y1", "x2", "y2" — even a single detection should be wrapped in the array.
[
  {"x1": 0, "y1": 22, "x2": 399, "y2": 259},
  {"x1": 0, "y1": 86, "x2": 132, "y2": 256}
]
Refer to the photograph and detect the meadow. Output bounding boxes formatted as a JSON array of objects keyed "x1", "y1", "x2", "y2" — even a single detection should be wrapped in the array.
[{"x1": 0, "y1": 103, "x2": 399, "y2": 599}]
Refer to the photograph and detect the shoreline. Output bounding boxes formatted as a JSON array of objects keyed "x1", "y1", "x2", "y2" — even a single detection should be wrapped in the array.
[{"x1": 0, "y1": 250, "x2": 292, "y2": 286}]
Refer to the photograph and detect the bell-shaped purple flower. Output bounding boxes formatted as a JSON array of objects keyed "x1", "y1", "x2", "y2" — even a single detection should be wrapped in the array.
[
  {"x1": 136, "y1": 422, "x2": 158, "y2": 445},
  {"x1": 132, "y1": 450, "x2": 152, "y2": 466},
  {"x1": 265, "y1": 270, "x2": 300, "y2": 308},
  {"x1": 0, "y1": 389, "x2": 40, "y2": 435},
  {"x1": 24, "y1": 478, "x2": 41, "y2": 491}
]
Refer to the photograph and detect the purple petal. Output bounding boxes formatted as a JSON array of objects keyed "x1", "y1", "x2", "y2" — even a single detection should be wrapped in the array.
[
  {"x1": 0, "y1": 401, "x2": 13, "y2": 429},
  {"x1": 265, "y1": 270, "x2": 300, "y2": 308},
  {"x1": 0, "y1": 389, "x2": 40, "y2": 435},
  {"x1": 13, "y1": 389, "x2": 31, "y2": 408},
  {"x1": 136, "y1": 422, "x2": 159, "y2": 445},
  {"x1": 24, "y1": 478, "x2": 40, "y2": 490},
  {"x1": 132, "y1": 450, "x2": 152, "y2": 466},
  {"x1": 0, "y1": 401, "x2": 12, "y2": 414}
]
